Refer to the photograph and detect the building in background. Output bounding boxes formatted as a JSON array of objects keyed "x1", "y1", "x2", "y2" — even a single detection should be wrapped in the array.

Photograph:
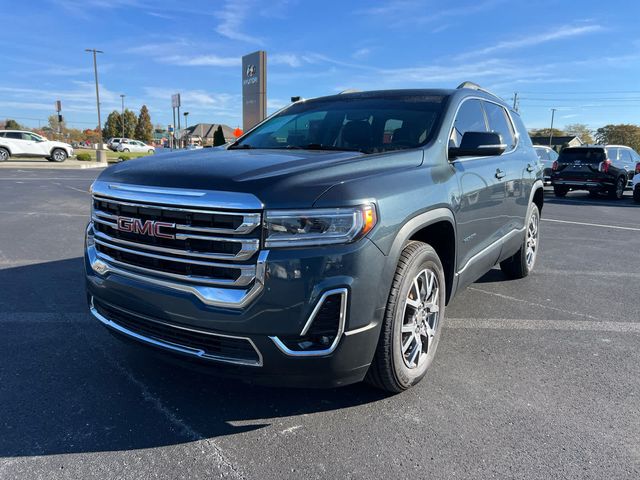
[
  {"x1": 530, "y1": 135, "x2": 583, "y2": 152},
  {"x1": 181, "y1": 123, "x2": 236, "y2": 146}
]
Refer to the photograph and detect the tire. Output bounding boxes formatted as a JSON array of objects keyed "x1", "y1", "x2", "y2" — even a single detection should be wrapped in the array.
[
  {"x1": 122, "y1": 148, "x2": 130, "y2": 152},
  {"x1": 608, "y1": 176, "x2": 625, "y2": 200},
  {"x1": 0, "y1": 147, "x2": 9, "y2": 162},
  {"x1": 553, "y1": 186, "x2": 568, "y2": 197},
  {"x1": 366, "y1": 241, "x2": 446, "y2": 393},
  {"x1": 148, "y1": 149, "x2": 154, "y2": 154},
  {"x1": 51, "y1": 148, "x2": 67, "y2": 162},
  {"x1": 588, "y1": 190, "x2": 600, "y2": 198},
  {"x1": 500, "y1": 204, "x2": 540, "y2": 279},
  {"x1": 634, "y1": 187, "x2": 640, "y2": 204}
]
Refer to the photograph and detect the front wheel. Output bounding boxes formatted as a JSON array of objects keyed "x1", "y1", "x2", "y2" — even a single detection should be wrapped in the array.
[
  {"x1": 633, "y1": 187, "x2": 640, "y2": 204},
  {"x1": 51, "y1": 148, "x2": 67, "y2": 162},
  {"x1": 366, "y1": 241, "x2": 446, "y2": 393},
  {"x1": 122, "y1": 148, "x2": 130, "y2": 152},
  {"x1": 148, "y1": 149, "x2": 154, "y2": 154},
  {"x1": 608, "y1": 177, "x2": 625, "y2": 200},
  {"x1": 500, "y1": 204, "x2": 540, "y2": 279},
  {"x1": 0, "y1": 147, "x2": 10, "y2": 161}
]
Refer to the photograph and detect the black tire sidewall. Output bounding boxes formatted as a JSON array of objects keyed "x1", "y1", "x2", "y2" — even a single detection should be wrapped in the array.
[{"x1": 390, "y1": 247, "x2": 446, "y2": 389}]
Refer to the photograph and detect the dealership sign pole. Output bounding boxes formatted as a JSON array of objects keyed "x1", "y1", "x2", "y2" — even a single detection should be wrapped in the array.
[{"x1": 242, "y1": 51, "x2": 267, "y2": 132}]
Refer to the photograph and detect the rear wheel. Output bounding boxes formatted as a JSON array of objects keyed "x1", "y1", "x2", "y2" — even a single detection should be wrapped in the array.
[
  {"x1": 634, "y1": 187, "x2": 640, "y2": 204},
  {"x1": 553, "y1": 186, "x2": 568, "y2": 197},
  {"x1": 51, "y1": 148, "x2": 67, "y2": 162},
  {"x1": 122, "y1": 148, "x2": 130, "y2": 152},
  {"x1": 366, "y1": 241, "x2": 445, "y2": 393},
  {"x1": 608, "y1": 177, "x2": 625, "y2": 200},
  {"x1": 500, "y1": 204, "x2": 540, "y2": 279},
  {"x1": 0, "y1": 147, "x2": 9, "y2": 161}
]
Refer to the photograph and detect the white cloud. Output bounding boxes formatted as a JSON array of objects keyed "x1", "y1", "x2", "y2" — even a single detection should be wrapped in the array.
[
  {"x1": 456, "y1": 24, "x2": 604, "y2": 59},
  {"x1": 270, "y1": 53, "x2": 303, "y2": 68},
  {"x1": 162, "y1": 55, "x2": 240, "y2": 67},
  {"x1": 215, "y1": 1, "x2": 263, "y2": 45},
  {"x1": 352, "y1": 48, "x2": 371, "y2": 60}
]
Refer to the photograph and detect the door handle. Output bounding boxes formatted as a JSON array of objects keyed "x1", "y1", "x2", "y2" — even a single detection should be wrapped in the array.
[
  {"x1": 495, "y1": 169, "x2": 506, "y2": 179},
  {"x1": 526, "y1": 163, "x2": 535, "y2": 172}
]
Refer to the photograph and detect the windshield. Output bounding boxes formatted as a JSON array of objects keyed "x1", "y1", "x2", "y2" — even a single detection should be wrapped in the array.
[
  {"x1": 558, "y1": 148, "x2": 605, "y2": 163},
  {"x1": 232, "y1": 94, "x2": 447, "y2": 154}
]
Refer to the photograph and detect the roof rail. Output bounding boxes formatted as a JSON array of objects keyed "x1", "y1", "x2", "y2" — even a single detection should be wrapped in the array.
[
  {"x1": 456, "y1": 81, "x2": 502, "y2": 101},
  {"x1": 338, "y1": 89, "x2": 360, "y2": 94}
]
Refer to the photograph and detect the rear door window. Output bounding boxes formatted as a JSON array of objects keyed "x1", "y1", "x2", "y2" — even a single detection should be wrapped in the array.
[
  {"x1": 606, "y1": 147, "x2": 619, "y2": 161},
  {"x1": 6, "y1": 132, "x2": 22, "y2": 140}
]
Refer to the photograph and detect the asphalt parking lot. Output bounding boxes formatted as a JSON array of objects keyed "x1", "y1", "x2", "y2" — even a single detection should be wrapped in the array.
[{"x1": 1, "y1": 168, "x2": 638, "y2": 480}]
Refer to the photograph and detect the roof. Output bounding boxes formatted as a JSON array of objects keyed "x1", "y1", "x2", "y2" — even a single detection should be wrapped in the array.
[
  {"x1": 530, "y1": 135, "x2": 583, "y2": 146},
  {"x1": 183, "y1": 123, "x2": 235, "y2": 139}
]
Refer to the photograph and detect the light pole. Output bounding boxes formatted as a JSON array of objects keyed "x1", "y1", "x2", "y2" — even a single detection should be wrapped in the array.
[
  {"x1": 183, "y1": 111, "x2": 189, "y2": 146},
  {"x1": 85, "y1": 48, "x2": 105, "y2": 162},
  {"x1": 549, "y1": 108, "x2": 557, "y2": 148},
  {"x1": 120, "y1": 94, "x2": 126, "y2": 138}
]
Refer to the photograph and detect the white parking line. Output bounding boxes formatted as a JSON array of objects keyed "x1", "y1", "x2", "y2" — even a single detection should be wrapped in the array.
[
  {"x1": 467, "y1": 286, "x2": 599, "y2": 320},
  {"x1": 447, "y1": 317, "x2": 640, "y2": 333},
  {"x1": 542, "y1": 218, "x2": 640, "y2": 232},
  {"x1": 0, "y1": 210, "x2": 87, "y2": 217}
]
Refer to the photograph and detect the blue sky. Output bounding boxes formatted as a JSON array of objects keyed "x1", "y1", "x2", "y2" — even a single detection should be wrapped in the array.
[{"x1": 1, "y1": 0, "x2": 639, "y2": 132}]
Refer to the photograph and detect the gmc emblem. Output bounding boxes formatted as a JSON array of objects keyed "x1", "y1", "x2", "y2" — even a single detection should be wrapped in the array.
[{"x1": 116, "y1": 216, "x2": 176, "y2": 239}]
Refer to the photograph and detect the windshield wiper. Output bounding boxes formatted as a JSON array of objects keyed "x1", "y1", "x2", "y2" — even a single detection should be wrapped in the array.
[{"x1": 299, "y1": 144, "x2": 370, "y2": 154}]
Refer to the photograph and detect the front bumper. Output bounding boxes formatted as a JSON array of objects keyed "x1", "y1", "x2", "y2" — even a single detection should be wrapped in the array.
[{"x1": 85, "y1": 234, "x2": 388, "y2": 388}]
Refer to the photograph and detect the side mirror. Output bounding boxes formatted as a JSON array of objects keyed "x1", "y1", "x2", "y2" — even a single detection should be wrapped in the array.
[{"x1": 449, "y1": 131, "x2": 506, "y2": 159}]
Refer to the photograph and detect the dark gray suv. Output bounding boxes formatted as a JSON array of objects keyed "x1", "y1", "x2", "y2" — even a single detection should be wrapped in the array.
[{"x1": 85, "y1": 82, "x2": 544, "y2": 392}]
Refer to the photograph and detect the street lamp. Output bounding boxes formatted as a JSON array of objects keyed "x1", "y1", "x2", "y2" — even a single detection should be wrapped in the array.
[
  {"x1": 183, "y1": 112, "x2": 189, "y2": 147},
  {"x1": 85, "y1": 48, "x2": 105, "y2": 162},
  {"x1": 549, "y1": 108, "x2": 557, "y2": 148},
  {"x1": 120, "y1": 94, "x2": 126, "y2": 138}
]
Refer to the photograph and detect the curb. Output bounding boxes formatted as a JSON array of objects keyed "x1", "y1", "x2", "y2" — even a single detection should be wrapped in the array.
[{"x1": 0, "y1": 161, "x2": 108, "y2": 170}]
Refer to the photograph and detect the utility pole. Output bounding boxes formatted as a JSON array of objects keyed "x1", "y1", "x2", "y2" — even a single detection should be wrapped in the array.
[
  {"x1": 177, "y1": 105, "x2": 181, "y2": 148},
  {"x1": 120, "y1": 94, "x2": 126, "y2": 138},
  {"x1": 512, "y1": 92, "x2": 519, "y2": 113},
  {"x1": 85, "y1": 48, "x2": 105, "y2": 162},
  {"x1": 172, "y1": 108, "x2": 176, "y2": 150},
  {"x1": 549, "y1": 108, "x2": 557, "y2": 148}
]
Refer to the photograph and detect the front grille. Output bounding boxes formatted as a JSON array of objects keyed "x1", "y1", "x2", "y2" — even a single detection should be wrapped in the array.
[
  {"x1": 91, "y1": 195, "x2": 261, "y2": 287},
  {"x1": 93, "y1": 299, "x2": 262, "y2": 366}
]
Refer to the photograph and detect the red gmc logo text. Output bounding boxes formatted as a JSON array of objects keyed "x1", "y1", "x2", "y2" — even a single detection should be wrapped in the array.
[{"x1": 116, "y1": 217, "x2": 176, "y2": 239}]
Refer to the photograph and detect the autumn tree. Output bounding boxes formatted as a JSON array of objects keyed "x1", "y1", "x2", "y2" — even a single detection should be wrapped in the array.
[
  {"x1": 529, "y1": 128, "x2": 565, "y2": 138},
  {"x1": 134, "y1": 105, "x2": 153, "y2": 143},
  {"x1": 564, "y1": 123, "x2": 594, "y2": 144},
  {"x1": 595, "y1": 124, "x2": 640, "y2": 152}
]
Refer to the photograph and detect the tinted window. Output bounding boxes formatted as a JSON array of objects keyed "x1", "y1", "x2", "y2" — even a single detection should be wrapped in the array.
[
  {"x1": 483, "y1": 101, "x2": 515, "y2": 149},
  {"x1": 559, "y1": 148, "x2": 605, "y2": 164},
  {"x1": 233, "y1": 94, "x2": 447, "y2": 154},
  {"x1": 0, "y1": 132, "x2": 5, "y2": 137},
  {"x1": 450, "y1": 99, "x2": 486, "y2": 148},
  {"x1": 549, "y1": 150, "x2": 559, "y2": 161},
  {"x1": 6, "y1": 132, "x2": 22, "y2": 139},
  {"x1": 606, "y1": 147, "x2": 619, "y2": 161}
]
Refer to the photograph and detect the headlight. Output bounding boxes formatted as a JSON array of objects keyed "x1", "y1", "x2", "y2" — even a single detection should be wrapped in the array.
[{"x1": 264, "y1": 204, "x2": 377, "y2": 248}]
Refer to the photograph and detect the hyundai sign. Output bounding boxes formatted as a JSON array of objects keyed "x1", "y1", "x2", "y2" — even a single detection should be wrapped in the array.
[{"x1": 242, "y1": 51, "x2": 266, "y2": 131}]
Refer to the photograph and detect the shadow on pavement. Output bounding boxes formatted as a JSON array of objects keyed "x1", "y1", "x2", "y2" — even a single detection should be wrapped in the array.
[{"x1": 0, "y1": 258, "x2": 389, "y2": 458}]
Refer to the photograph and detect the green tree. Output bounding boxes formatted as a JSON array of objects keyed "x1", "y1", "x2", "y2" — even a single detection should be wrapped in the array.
[
  {"x1": 529, "y1": 128, "x2": 565, "y2": 138},
  {"x1": 213, "y1": 125, "x2": 226, "y2": 146},
  {"x1": 134, "y1": 105, "x2": 153, "y2": 143},
  {"x1": 103, "y1": 111, "x2": 121, "y2": 139},
  {"x1": 4, "y1": 119, "x2": 21, "y2": 129},
  {"x1": 564, "y1": 123, "x2": 594, "y2": 144},
  {"x1": 595, "y1": 124, "x2": 640, "y2": 152},
  {"x1": 122, "y1": 109, "x2": 138, "y2": 139}
]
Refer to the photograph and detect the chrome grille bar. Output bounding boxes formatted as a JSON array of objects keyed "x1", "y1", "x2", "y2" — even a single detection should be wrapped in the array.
[
  {"x1": 93, "y1": 195, "x2": 261, "y2": 234},
  {"x1": 92, "y1": 222, "x2": 259, "y2": 261}
]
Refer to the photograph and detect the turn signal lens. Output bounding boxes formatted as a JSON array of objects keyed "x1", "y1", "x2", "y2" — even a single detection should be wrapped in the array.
[
  {"x1": 361, "y1": 204, "x2": 377, "y2": 237},
  {"x1": 635, "y1": 162, "x2": 640, "y2": 174}
]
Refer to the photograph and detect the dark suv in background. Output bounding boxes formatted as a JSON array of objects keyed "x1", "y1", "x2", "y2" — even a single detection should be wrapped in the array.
[
  {"x1": 551, "y1": 145, "x2": 639, "y2": 199},
  {"x1": 85, "y1": 83, "x2": 544, "y2": 392}
]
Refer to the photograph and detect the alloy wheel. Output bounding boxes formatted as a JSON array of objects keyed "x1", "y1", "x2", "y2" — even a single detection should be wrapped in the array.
[
  {"x1": 526, "y1": 210, "x2": 539, "y2": 269},
  {"x1": 401, "y1": 268, "x2": 440, "y2": 369}
]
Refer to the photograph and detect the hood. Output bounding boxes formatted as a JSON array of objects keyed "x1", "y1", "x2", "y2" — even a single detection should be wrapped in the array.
[{"x1": 97, "y1": 148, "x2": 423, "y2": 208}]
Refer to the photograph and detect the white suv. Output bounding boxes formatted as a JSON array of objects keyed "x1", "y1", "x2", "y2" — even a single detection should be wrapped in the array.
[
  {"x1": 116, "y1": 138, "x2": 155, "y2": 154},
  {"x1": 0, "y1": 130, "x2": 74, "y2": 162}
]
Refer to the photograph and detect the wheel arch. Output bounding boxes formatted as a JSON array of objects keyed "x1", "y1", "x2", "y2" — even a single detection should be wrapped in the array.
[
  {"x1": 380, "y1": 208, "x2": 457, "y2": 306},
  {"x1": 0, "y1": 144, "x2": 12, "y2": 155},
  {"x1": 529, "y1": 180, "x2": 544, "y2": 214}
]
